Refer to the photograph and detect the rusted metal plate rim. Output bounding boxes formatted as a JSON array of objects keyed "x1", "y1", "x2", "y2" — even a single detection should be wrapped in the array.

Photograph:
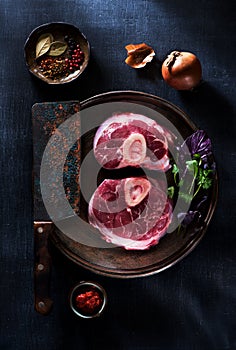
[{"x1": 48, "y1": 91, "x2": 218, "y2": 278}]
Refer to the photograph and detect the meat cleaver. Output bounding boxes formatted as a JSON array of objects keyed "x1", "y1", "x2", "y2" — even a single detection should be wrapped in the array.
[{"x1": 32, "y1": 101, "x2": 80, "y2": 315}]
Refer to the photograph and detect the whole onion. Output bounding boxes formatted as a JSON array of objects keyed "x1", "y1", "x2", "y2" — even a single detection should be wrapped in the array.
[{"x1": 161, "y1": 51, "x2": 202, "y2": 90}]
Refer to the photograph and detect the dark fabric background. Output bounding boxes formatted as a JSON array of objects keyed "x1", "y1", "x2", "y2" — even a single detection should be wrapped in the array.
[{"x1": 1, "y1": 1, "x2": 236, "y2": 349}]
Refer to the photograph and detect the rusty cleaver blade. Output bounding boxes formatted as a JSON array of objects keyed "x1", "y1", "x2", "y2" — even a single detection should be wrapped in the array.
[{"x1": 32, "y1": 101, "x2": 80, "y2": 315}]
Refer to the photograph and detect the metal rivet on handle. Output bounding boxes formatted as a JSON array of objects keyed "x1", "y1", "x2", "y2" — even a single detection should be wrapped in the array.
[
  {"x1": 38, "y1": 301, "x2": 45, "y2": 308},
  {"x1": 37, "y1": 227, "x2": 43, "y2": 233},
  {"x1": 38, "y1": 264, "x2": 44, "y2": 271}
]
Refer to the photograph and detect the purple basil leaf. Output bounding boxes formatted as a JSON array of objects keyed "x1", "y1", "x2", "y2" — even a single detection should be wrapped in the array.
[
  {"x1": 178, "y1": 210, "x2": 201, "y2": 228},
  {"x1": 178, "y1": 195, "x2": 208, "y2": 230},
  {"x1": 185, "y1": 129, "x2": 212, "y2": 159}
]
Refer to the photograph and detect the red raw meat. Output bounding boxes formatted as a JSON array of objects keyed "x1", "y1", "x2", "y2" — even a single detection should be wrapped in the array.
[
  {"x1": 93, "y1": 113, "x2": 172, "y2": 171},
  {"x1": 88, "y1": 177, "x2": 172, "y2": 250}
]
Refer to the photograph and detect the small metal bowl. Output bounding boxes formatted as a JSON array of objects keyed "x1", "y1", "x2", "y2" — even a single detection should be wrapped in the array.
[
  {"x1": 69, "y1": 281, "x2": 107, "y2": 319},
  {"x1": 24, "y1": 22, "x2": 90, "y2": 84}
]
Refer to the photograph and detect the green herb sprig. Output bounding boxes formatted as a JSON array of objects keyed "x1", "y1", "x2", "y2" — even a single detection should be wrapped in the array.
[{"x1": 168, "y1": 153, "x2": 213, "y2": 203}]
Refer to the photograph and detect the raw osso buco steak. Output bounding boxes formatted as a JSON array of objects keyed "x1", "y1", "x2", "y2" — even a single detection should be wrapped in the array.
[
  {"x1": 88, "y1": 113, "x2": 173, "y2": 250},
  {"x1": 93, "y1": 113, "x2": 173, "y2": 171}
]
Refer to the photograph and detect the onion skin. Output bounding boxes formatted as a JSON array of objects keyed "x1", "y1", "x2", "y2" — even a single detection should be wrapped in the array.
[
  {"x1": 125, "y1": 43, "x2": 155, "y2": 68},
  {"x1": 161, "y1": 51, "x2": 202, "y2": 90}
]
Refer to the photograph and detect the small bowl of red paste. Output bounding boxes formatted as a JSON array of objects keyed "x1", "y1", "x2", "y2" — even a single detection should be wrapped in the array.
[{"x1": 69, "y1": 281, "x2": 107, "y2": 319}]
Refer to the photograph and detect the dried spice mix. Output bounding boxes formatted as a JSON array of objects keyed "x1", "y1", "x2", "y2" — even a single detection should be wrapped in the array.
[{"x1": 36, "y1": 33, "x2": 84, "y2": 80}]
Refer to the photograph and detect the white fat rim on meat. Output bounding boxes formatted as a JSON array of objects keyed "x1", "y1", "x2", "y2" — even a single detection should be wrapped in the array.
[{"x1": 89, "y1": 211, "x2": 172, "y2": 250}]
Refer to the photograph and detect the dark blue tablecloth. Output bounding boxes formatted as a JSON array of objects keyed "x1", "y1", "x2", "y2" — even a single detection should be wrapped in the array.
[{"x1": 1, "y1": 1, "x2": 236, "y2": 349}]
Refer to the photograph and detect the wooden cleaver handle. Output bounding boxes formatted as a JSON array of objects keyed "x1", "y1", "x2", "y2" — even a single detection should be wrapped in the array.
[{"x1": 34, "y1": 222, "x2": 54, "y2": 315}]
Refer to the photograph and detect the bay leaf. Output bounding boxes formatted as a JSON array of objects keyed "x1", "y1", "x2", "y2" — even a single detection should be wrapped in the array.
[
  {"x1": 36, "y1": 33, "x2": 53, "y2": 58},
  {"x1": 48, "y1": 41, "x2": 68, "y2": 56}
]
